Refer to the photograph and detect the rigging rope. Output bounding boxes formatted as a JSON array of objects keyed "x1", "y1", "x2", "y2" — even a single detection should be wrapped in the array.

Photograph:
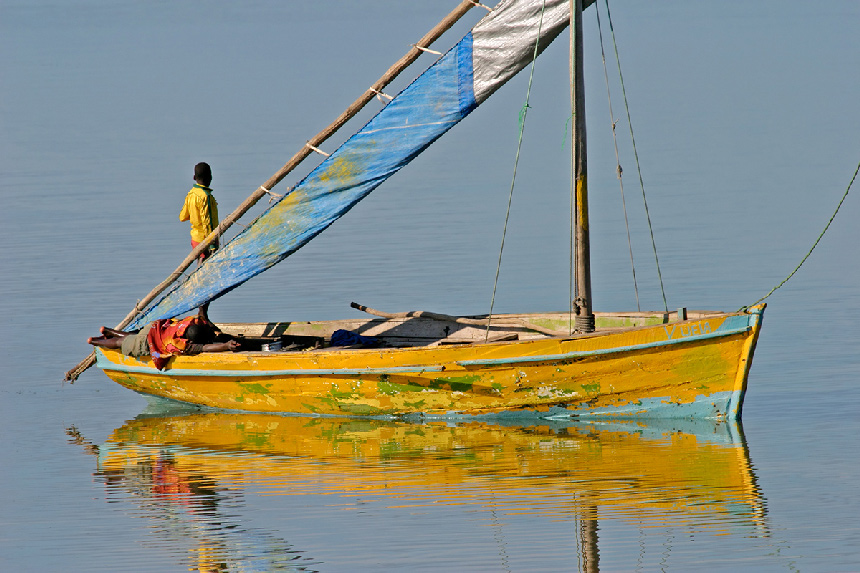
[
  {"x1": 744, "y1": 158, "x2": 859, "y2": 309},
  {"x1": 486, "y1": 0, "x2": 548, "y2": 340},
  {"x1": 595, "y1": 2, "x2": 640, "y2": 311},
  {"x1": 603, "y1": 0, "x2": 668, "y2": 313}
]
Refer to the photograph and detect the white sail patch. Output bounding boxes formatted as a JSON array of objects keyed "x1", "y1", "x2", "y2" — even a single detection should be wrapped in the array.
[{"x1": 471, "y1": 0, "x2": 571, "y2": 103}]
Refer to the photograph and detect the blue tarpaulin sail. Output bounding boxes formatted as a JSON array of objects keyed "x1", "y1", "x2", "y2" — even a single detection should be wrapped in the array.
[{"x1": 129, "y1": 0, "x2": 574, "y2": 329}]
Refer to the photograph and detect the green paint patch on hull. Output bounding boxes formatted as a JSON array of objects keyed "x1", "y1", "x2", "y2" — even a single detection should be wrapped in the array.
[
  {"x1": 328, "y1": 386, "x2": 360, "y2": 400},
  {"x1": 237, "y1": 382, "x2": 271, "y2": 395},
  {"x1": 377, "y1": 374, "x2": 481, "y2": 395},
  {"x1": 336, "y1": 402, "x2": 384, "y2": 416},
  {"x1": 117, "y1": 374, "x2": 144, "y2": 391},
  {"x1": 377, "y1": 379, "x2": 429, "y2": 395},
  {"x1": 580, "y1": 382, "x2": 601, "y2": 394},
  {"x1": 433, "y1": 375, "x2": 479, "y2": 392}
]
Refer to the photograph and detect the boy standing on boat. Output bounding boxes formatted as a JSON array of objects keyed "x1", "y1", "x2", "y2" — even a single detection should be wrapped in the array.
[{"x1": 179, "y1": 162, "x2": 219, "y2": 262}]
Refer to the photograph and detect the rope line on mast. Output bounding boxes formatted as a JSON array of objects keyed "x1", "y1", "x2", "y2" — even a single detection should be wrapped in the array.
[
  {"x1": 744, "y1": 157, "x2": 859, "y2": 309},
  {"x1": 603, "y1": 0, "x2": 668, "y2": 313},
  {"x1": 595, "y1": 2, "x2": 640, "y2": 312},
  {"x1": 486, "y1": 0, "x2": 548, "y2": 341}
]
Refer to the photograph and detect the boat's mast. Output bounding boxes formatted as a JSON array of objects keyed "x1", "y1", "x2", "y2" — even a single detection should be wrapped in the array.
[{"x1": 571, "y1": 0, "x2": 595, "y2": 332}]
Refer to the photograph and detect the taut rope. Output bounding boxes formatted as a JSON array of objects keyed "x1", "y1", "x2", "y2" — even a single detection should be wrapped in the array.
[
  {"x1": 744, "y1": 158, "x2": 859, "y2": 309},
  {"x1": 602, "y1": 0, "x2": 668, "y2": 313}
]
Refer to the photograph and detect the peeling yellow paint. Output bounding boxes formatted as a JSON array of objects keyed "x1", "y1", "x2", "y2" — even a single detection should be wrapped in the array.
[{"x1": 99, "y1": 308, "x2": 763, "y2": 419}]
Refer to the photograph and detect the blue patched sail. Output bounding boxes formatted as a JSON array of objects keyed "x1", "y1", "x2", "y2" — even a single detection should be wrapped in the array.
[{"x1": 129, "y1": 0, "x2": 574, "y2": 329}]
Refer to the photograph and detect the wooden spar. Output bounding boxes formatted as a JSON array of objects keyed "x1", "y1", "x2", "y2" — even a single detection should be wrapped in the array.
[
  {"x1": 350, "y1": 302, "x2": 567, "y2": 337},
  {"x1": 571, "y1": 0, "x2": 595, "y2": 332},
  {"x1": 64, "y1": 1, "x2": 480, "y2": 382}
]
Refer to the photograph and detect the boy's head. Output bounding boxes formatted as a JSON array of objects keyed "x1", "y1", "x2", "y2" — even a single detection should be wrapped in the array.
[
  {"x1": 194, "y1": 162, "x2": 212, "y2": 187},
  {"x1": 184, "y1": 322, "x2": 215, "y2": 344}
]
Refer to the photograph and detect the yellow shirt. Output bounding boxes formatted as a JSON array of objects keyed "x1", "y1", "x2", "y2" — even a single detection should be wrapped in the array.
[{"x1": 179, "y1": 184, "x2": 219, "y2": 243}]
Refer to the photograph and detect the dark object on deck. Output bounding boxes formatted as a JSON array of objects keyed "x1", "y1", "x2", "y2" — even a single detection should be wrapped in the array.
[{"x1": 329, "y1": 329, "x2": 380, "y2": 348}]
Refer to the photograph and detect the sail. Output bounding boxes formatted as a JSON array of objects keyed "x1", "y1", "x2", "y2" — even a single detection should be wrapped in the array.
[{"x1": 129, "y1": 0, "x2": 575, "y2": 329}]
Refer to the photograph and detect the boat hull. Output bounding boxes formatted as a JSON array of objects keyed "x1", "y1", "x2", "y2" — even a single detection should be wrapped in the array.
[{"x1": 96, "y1": 305, "x2": 764, "y2": 420}]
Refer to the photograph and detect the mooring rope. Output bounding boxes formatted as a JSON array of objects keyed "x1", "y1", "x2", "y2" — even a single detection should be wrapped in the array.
[
  {"x1": 486, "y1": 0, "x2": 547, "y2": 340},
  {"x1": 744, "y1": 158, "x2": 859, "y2": 309}
]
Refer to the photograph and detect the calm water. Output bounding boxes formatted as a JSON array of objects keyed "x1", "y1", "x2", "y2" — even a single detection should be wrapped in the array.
[{"x1": 2, "y1": 1, "x2": 859, "y2": 571}]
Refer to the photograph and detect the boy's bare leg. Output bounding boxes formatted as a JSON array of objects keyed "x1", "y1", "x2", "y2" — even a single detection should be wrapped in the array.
[
  {"x1": 88, "y1": 336, "x2": 124, "y2": 349},
  {"x1": 100, "y1": 326, "x2": 130, "y2": 338}
]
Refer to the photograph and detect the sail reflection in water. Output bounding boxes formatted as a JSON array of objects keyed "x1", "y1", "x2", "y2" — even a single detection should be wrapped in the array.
[{"x1": 69, "y1": 412, "x2": 768, "y2": 571}]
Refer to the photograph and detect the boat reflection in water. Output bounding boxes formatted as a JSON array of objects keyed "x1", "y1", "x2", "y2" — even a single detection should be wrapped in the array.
[{"x1": 69, "y1": 409, "x2": 768, "y2": 571}]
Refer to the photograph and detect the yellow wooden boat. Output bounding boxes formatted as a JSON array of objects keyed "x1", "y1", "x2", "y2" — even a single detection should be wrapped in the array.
[
  {"x1": 75, "y1": 1, "x2": 766, "y2": 420},
  {"x1": 95, "y1": 305, "x2": 764, "y2": 420},
  {"x1": 69, "y1": 414, "x2": 767, "y2": 570}
]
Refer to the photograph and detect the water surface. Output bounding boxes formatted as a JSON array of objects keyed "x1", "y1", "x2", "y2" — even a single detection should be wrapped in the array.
[{"x1": 2, "y1": 1, "x2": 859, "y2": 571}]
